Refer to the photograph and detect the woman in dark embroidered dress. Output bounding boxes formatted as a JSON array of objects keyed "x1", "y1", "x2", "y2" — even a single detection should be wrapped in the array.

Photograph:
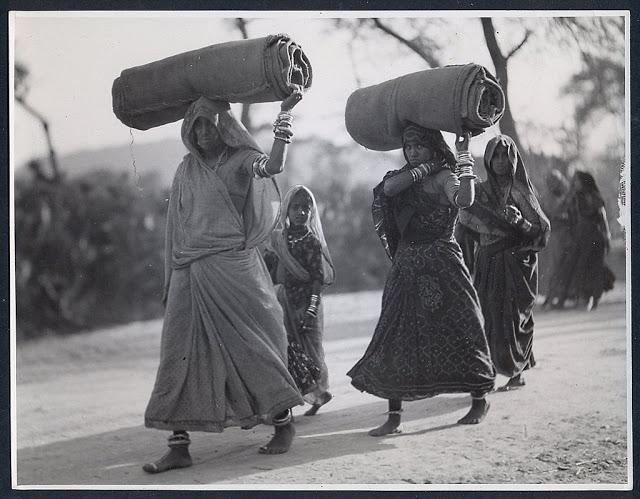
[
  {"x1": 347, "y1": 124, "x2": 495, "y2": 436},
  {"x1": 555, "y1": 170, "x2": 614, "y2": 310},
  {"x1": 457, "y1": 135, "x2": 550, "y2": 391},
  {"x1": 270, "y1": 185, "x2": 336, "y2": 416}
]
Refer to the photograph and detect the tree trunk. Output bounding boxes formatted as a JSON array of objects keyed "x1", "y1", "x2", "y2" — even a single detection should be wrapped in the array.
[
  {"x1": 234, "y1": 18, "x2": 254, "y2": 133},
  {"x1": 480, "y1": 18, "x2": 523, "y2": 151}
]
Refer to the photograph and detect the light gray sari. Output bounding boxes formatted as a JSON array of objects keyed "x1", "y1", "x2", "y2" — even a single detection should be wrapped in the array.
[{"x1": 144, "y1": 97, "x2": 302, "y2": 432}]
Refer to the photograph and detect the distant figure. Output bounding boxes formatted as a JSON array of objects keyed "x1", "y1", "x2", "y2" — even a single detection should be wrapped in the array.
[
  {"x1": 541, "y1": 169, "x2": 573, "y2": 309},
  {"x1": 142, "y1": 91, "x2": 303, "y2": 474},
  {"x1": 556, "y1": 171, "x2": 614, "y2": 310},
  {"x1": 347, "y1": 124, "x2": 495, "y2": 437},
  {"x1": 270, "y1": 185, "x2": 336, "y2": 416},
  {"x1": 457, "y1": 135, "x2": 550, "y2": 392}
]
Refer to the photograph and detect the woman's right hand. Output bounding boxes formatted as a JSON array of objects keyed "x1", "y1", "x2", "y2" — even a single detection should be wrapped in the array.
[
  {"x1": 281, "y1": 89, "x2": 303, "y2": 112},
  {"x1": 504, "y1": 204, "x2": 523, "y2": 225}
]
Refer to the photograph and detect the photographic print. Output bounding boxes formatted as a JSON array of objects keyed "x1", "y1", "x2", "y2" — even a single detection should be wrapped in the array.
[{"x1": 9, "y1": 9, "x2": 630, "y2": 491}]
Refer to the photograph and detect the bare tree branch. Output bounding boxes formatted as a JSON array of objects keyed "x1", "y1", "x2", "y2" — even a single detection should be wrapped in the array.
[
  {"x1": 506, "y1": 29, "x2": 532, "y2": 60},
  {"x1": 372, "y1": 18, "x2": 441, "y2": 68},
  {"x1": 347, "y1": 32, "x2": 363, "y2": 88},
  {"x1": 480, "y1": 18, "x2": 522, "y2": 150},
  {"x1": 16, "y1": 95, "x2": 61, "y2": 181}
]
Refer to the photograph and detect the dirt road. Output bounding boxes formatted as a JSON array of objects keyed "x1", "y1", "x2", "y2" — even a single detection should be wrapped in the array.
[{"x1": 15, "y1": 288, "x2": 629, "y2": 487}]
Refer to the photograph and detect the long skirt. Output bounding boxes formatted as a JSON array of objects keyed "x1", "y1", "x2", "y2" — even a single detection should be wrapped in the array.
[
  {"x1": 347, "y1": 239, "x2": 495, "y2": 400},
  {"x1": 144, "y1": 248, "x2": 303, "y2": 432},
  {"x1": 474, "y1": 245, "x2": 538, "y2": 378},
  {"x1": 567, "y1": 221, "x2": 614, "y2": 303},
  {"x1": 277, "y1": 285, "x2": 331, "y2": 405}
]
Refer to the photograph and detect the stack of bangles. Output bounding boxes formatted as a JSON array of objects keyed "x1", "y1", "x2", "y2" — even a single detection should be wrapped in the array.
[
  {"x1": 455, "y1": 151, "x2": 477, "y2": 180},
  {"x1": 306, "y1": 294, "x2": 320, "y2": 317},
  {"x1": 409, "y1": 163, "x2": 433, "y2": 183},
  {"x1": 273, "y1": 111, "x2": 293, "y2": 144}
]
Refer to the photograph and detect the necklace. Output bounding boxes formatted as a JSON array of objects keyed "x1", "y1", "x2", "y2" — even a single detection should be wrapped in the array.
[{"x1": 287, "y1": 229, "x2": 311, "y2": 245}]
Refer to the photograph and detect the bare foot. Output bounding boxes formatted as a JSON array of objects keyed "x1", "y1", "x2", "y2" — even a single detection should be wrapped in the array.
[
  {"x1": 142, "y1": 447, "x2": 192, "y2": 474},
  {"x1": 304, "y1": 393, "x2": 333, "y2": 416},
  {"x1": 258, "y1": 423, "x2": 296, "y2": 454},
  {"x1": 368, "y1": 417, "x2": 402, "y2": 437},
  {"x1": 496, "y1": 374, "x2": 526, "y2": 392},
  {"x1": 457, "y1": 398, "x2": 490, "y2": 424}
]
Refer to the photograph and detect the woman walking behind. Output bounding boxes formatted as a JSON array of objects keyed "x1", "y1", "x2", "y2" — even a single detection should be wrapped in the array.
[
  {"x1": 347, "y1": 124, "x2": 495, "y2": 437},
  {"x1": 560, "y1": 171, "x2": 614, "y2": 310},
  {"x1": 142, "y1": 91, "x2": 304, "y2": 474},
  {"x1": 457, "y1": 135, "x2": 550, "y2": 392},
  {"x1": 271, "y1": 185, "x2": 336, "y2": 416}
]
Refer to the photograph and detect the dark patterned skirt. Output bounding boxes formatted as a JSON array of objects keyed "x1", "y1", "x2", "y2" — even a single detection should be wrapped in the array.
[{"x1": 347, "y1": 238, "x2": 495, "y2": 400}]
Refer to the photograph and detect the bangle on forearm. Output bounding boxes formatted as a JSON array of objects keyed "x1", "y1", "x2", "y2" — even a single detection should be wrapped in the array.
[
  {"x1": 274, "y1": 132, "x2": 292, "y2": 144},
  {"x1": 306, "y1": 294, "x2": 320, "y2": 316},
  {"x1": 252, "y1": 155, "x2": 272, "y2": 178},
  {"x1": 455, "y1": 152, "x2": 476, "y2": 179},
  {"x1": 409, "y1": 168, "x2": 422, "y2": 183},
  {"x1": 273, "y1": 112, "x2": 294, "y2": 143},
  {"x1": 456, "y1": 164, "x2": 477, "y2": 180}
]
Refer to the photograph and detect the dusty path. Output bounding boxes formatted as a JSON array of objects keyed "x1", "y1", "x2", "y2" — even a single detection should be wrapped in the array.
[{"x1": 15, "y1": 289, "x2": 629, "y2": 487}]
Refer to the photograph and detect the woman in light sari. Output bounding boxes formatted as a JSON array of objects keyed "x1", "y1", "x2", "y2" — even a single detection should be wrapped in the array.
[{"x1": 143, "y1": 92, "x2": 303, "y2": 474}]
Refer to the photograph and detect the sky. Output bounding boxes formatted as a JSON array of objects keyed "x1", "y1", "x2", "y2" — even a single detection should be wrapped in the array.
[{"x1": 10, "y1": 11, "x2": 625, "y2": 167}]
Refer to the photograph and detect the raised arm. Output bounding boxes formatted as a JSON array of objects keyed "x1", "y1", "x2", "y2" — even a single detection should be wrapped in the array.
[
  {"x1": 383, "y1": 163, "x2": 436, "y2": 197},
  {"x1": 254, "y1": 90, "x2": 303, "y2": 178}
]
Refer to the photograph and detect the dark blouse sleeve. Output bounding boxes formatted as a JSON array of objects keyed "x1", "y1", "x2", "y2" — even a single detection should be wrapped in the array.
[
  {"x1": 304, "y1": 235, "x2": 324, "y2": 284},
  {"x1": 373, "y1": 169, "x2": 403, "y2": 260}
]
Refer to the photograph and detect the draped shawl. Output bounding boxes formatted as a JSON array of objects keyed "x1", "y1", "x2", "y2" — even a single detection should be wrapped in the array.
[
  {"x1": 271, "y1": 185, "x2": 336, "y2": 286},
  {"x1": 458, "y1": 135, "x2": 550, "y2": 256},
  {"x1": 162, "y1": 97, "x2": 280, "y2": 302}
]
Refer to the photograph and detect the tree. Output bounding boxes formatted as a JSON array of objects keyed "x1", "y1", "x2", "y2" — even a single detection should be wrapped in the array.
[
  {"x1": 480, "y1": 18, "x2": 531, "y2": 150},
  {"x1": 14, "y1": 61, "x2": 61, "y2": 181}
]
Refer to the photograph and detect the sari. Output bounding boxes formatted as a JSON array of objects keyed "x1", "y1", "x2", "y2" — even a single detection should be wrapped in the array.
[
  {"x1": 144, "y1": 97, "x2": 302, "y2": 432},
  {"x1": 458, "y1": 135, "x2": 550, "y2": 378}
]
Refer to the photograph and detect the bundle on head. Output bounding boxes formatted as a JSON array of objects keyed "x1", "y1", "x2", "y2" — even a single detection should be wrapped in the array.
[
  {"x1": 112, "y1": 34, "x2": 312, "y2": 130},
  {"x1": 345, "y1": 63, "x2": 505, "y2": 151}
]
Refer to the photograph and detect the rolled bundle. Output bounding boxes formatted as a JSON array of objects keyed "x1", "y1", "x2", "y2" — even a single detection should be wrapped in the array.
[
  {"x1": 112, "y1": 34, "x2": 312, "y2": 130},
  {"x1": 345, "y1": 63, "x2": 505, "y2": 151}
]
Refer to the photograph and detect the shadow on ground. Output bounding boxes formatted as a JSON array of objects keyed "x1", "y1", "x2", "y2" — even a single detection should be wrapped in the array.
[{"x1": 17, "y1": 395, "x2": 472, "y2": 486}]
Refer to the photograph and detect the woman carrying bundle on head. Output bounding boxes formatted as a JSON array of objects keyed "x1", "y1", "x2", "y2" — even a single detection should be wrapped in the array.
[
  {"x1": 347, "y1": 124, "x2": 496, "y2": 436},
  {"x1": 457, "y1": 135, "x2": 550, "y2": 392},
  {"x1": 270, "y1": 185, "x2": 336, "y2": 416},
  {"x1": 141, "y1": 90, "x2": 305, "y2": 474}
]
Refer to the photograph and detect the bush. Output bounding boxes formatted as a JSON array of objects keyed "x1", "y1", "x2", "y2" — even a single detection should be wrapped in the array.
[{"x1": 15, "y1": 166, "x2": 168, "y2": 340}]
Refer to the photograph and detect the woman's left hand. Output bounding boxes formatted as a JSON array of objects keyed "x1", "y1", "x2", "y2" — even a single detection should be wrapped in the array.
[
  {"x1": 301, "y1": 312, "x2": 318, "y2": 332},
  {"x1": 281, "y1": 88, "x2": 303, "y2": 112}
]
